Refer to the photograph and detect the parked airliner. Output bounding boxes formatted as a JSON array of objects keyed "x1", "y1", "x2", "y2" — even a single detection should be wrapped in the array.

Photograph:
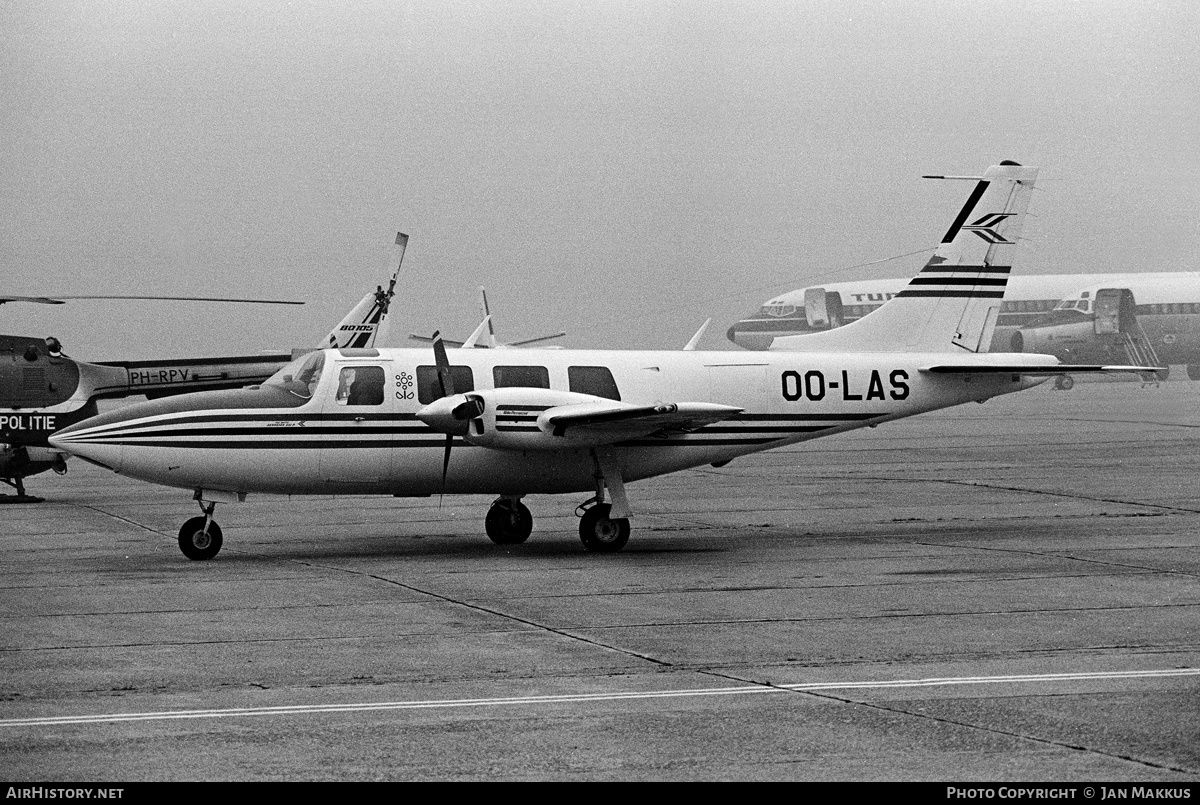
[{"x1": 730, "y1": 272, "x2": 1198, "y2": 387}]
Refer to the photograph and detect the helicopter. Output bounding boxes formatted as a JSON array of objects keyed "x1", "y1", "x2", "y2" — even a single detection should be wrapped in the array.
[{"x1": 0, "y1": 233, "x2": 408, "y2": 501}]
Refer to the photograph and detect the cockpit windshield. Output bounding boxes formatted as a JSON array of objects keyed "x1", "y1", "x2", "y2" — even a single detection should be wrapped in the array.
[
  {"x1": 1053, "y1": 299, "x2": 1087, "y2": 312},
  {"x1": 265, "y1": 351, "x2": 326, "y2": 399}
]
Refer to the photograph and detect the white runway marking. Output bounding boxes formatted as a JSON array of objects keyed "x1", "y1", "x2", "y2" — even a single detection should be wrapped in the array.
[{"x1": 3, "y1": 668, "x2": 1196, "y2": 728}]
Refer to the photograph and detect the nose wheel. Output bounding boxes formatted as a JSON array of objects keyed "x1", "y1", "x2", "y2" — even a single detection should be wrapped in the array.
[
  {"x1": 484, "y1": 498, "x2": 533, "y2": 545},
  {"x1": 178, "y1": 502, "x2": 223, "y2": 560}
]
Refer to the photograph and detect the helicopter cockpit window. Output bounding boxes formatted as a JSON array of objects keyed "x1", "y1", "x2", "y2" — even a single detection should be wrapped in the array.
[{"x1": 266, "y1": 351, "x2": 326, "y2": 399}]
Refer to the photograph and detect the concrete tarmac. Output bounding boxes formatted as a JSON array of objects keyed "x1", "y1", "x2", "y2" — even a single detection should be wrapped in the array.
[{"x1": 2, "y1": 382, "x2": 1198, "y2": 781}]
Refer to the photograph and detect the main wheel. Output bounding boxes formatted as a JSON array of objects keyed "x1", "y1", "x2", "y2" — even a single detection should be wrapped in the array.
[
  {"x1": 485, "y1": 500, "x2": 533, "y2": 545},
  {"x1": 178, "y1": 516, "x2": 223, "y2": 560},
  {"x1": 1054, "y1": 374, "x2": 1074, "y2": 391},
  {"x1": 579, "y1": 504, "x2": 630, "y2": 553}
]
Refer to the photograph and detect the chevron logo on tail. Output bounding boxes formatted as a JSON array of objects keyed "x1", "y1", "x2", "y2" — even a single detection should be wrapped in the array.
[{"x1": 961, "y1": 213, "x2": 1016, "y2": 244}]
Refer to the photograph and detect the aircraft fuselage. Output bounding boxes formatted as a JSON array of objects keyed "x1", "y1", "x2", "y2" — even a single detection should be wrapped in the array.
[{"x1": 52, "y1": 347, "x2": 1046, "y2": 498}]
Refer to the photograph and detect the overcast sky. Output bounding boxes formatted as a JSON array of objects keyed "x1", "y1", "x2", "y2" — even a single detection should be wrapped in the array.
[{"x1": 2, "y1": 0, "x2": 1197, "y2": 360}]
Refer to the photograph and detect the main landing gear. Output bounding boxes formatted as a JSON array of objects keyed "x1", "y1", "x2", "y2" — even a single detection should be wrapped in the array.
[
  {"x1": 485, "y1": 496, "x2": 533, "y2": 545},
  {"x1": 575, "y1": 451, "x2": 631, "y2": 552},
  {"x1": 178, "y1": 500, "x2": 223, "y2": 560},
  {"x1": 481, "y1": 495, "x2": 631, "y2": 552},
  {"x1": 481, "y1": 452, "x2": 634, "y2": 552},
  {"x1": 577, "y1": 502, "x2": 630, "y2": 552}
]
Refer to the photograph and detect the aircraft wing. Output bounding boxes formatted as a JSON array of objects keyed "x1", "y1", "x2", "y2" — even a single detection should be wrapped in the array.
[
  {"x1": 921, "y1": 364, "x2": 1162, "y2": 375},
  {"x1": 541, "y1": 401, "x2": 743, "y2": 441}
]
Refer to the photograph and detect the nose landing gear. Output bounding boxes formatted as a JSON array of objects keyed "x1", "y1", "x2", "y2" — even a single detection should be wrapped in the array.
[{"x1": 179, "y1": 500, "x2": 223, "y2": 560}]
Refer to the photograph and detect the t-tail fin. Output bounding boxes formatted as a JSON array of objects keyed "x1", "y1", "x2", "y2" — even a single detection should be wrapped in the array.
[
  {"x1": 322, "y1": 232, "x2": 408, "y2": 349},
  {"x1": 770, "y1": 162, "x2": 1038, "y2": 354}
]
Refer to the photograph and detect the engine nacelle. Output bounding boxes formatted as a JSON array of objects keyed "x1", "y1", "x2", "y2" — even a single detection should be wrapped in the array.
[{"x1": 418, "y1": 387, "x2": 616, "y2": 451}]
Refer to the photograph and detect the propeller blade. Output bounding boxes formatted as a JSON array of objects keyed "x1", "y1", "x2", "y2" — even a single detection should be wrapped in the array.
[
  {"x1": 439, "y1": 433, "x2": 453, "y2": 507},
  {"x1": 2, "y1": 295, "x2": 303, "y2": 306},
  {"x1": 432, "y1": 331, "x2": 456, "y2": 398}
]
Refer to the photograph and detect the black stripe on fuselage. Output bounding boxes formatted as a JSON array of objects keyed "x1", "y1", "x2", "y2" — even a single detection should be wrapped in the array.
[
  {"x1": 907, "y1": 277, "x2": 1009, "y2": 287},
  {"x1": 732, "y1": 413, "x2": 885, "y2": 421},
  {"x1": 61, "y1": 411, "x2": 423, "y2": 438},
  {"x1": 83, "y1": 438, "x2": 474, "y2": 450},
  {"x1": 894, "y1": 289, "x2": 1006, "y2": 298},
  {"x1": 62, "y1": 411, "x2": 888, "y2": 447},
  {"x1": 918, "y1": 265, "x2": 1011, "y2": 274}
]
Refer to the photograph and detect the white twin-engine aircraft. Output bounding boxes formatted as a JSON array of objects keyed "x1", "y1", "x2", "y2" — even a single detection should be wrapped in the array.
[{"x1": 50, "y1": 162, "x2": 1157, "y2": 559}]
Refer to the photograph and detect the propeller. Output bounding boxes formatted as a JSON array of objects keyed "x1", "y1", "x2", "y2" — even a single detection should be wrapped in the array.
[
  {"x1": 417, "y1": 332, "x2": 489, "y2": 504},
  {"x1": 432, "y1": 331, "x2": 456, "y2": 494},
  {"x1": 428, "y1": 332, "x2": 485, "y2": 499}
]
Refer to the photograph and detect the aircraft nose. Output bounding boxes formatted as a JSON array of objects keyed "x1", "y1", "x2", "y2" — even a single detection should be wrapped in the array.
[{"x1": 48, "y1": 415, "x2": 126, "y2": 473}]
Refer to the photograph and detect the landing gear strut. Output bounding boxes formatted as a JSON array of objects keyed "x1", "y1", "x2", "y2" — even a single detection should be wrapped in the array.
[
  {"x1": 1, "y1": 446, "x2": 46, "y2": 503},
  {"x1": 0, "y1": 476, "x2": 43, "y2": 503},
  {"x1": 484, "y1": 497, "x2": 533, "y2": 545},
  {"x1": 178, "y1": 501, "x2": 223, "y2": 560},
  {"x1": 576, "y1": 451, "x2": 632, "y2": 552}
]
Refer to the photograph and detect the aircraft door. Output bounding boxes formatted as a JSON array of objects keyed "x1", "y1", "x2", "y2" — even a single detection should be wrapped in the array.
[
  {"x1": 1094, "y1": 288, "x2": 1135, "y2": 335},
  {"x1": 804, "y1": 288, "x2": 832, "y2": 330},
  {"x1": 319, "y1": 362, "x2": 393, "y2": 483},
  {"x1": 825, "y1": 292, "x2": 844, "y2": 328}
]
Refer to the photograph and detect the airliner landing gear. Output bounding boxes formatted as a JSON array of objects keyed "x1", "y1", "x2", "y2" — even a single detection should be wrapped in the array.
[
  {"x1": 179, "y1": 501, "x2": 223, "y2": 560},
  {"x1": 578, "y1": 503, "x2": 629, "y2": 553},
  {"x1": 1054, "y1": 374, "x2": 1074, "y2": 391},
  {"x1": 484, "y1": 497, "x2": 533, "y2": 545}
]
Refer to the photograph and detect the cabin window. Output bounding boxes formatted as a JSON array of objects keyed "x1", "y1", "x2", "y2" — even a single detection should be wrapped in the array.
[
  {"x1": 568, "y1": 366, "x2": 621, "y2": 401},
  {"x1": 493, "y1": 365, "x2": 550, "y2": 389},
  {"x1": 336, "y1": 366, "x2": 385, "y2": 406},
  {"x1": 1077, "y1": 300, "x2": 1089, "y2": 312},
  {"x1": 416, "y1": 365, "x2": 475, "y2": 403}
]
